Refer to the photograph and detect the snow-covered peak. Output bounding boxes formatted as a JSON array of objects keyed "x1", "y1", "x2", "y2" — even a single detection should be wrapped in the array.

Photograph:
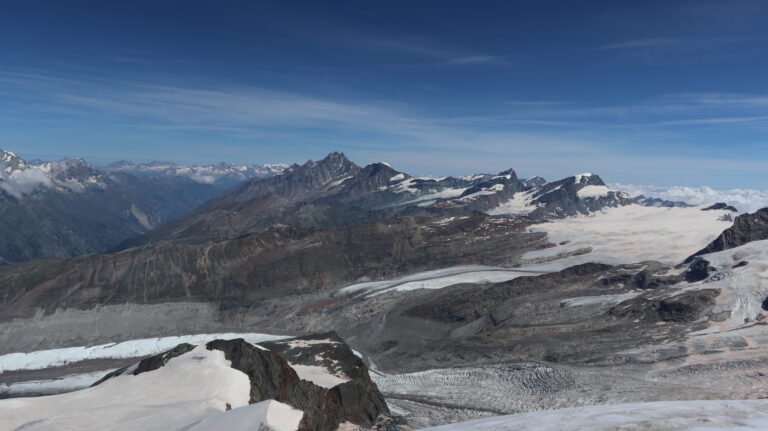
[
  {"x1": 574, "y1": 172, "x2": 594, "y2": 183},
  {"x1": 104, "y1": 160, "x2": 289, "y2": 185},
  {"x1": 0, "y1": 151, "x2": 108, "y2": 198},
  {"x1": 0, "y1": 149, "x2": 29, "y2": 174}
]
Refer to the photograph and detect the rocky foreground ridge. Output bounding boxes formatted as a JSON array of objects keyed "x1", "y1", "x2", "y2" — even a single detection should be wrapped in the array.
[{"x1": 2, "y1": 332, "x2": 395, "y2": 431}]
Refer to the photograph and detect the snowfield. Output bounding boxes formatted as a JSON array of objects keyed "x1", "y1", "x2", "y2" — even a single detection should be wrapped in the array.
[
  {"x1": 521, "y1": 204, "x2": 733, "y2": 267},
  {"x1": 419, "y1": 399, "x2": 768, "y2": 431},
  {"x1": 337, "y1": 265, "x2": 547, "y2": 297}
]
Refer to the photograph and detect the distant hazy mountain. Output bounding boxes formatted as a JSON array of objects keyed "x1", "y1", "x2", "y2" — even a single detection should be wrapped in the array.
[
  {"x1": 103, "y1": 160, "x2": 289, "y2": 188},
  {"x1": 0, "y1": 149, "x2": 231, "y2": 264}
]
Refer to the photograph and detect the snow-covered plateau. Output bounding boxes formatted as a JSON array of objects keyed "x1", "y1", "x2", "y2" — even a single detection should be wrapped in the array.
[{"x1": 521, "y1": 204, "x2": 734, "y2": 267}]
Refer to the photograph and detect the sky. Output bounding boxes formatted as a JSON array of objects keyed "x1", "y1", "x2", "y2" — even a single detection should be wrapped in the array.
[{"x1": 1, "y1": 0, "x2": 767, "y2": 188}]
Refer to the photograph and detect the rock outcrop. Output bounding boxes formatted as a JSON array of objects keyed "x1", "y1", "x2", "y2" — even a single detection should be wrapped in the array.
[
  {"x1": 94, "y1": 334, "x2": 391, "y2": 431},
  {"x1": 687, "y1": 208, "x2": 768, "y2": 262}
]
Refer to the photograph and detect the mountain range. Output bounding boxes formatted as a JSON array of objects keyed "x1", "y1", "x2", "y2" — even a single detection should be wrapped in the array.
[
  {"x1": 0, "y1": 150, "x2": 765, "y2": 430},
  {"x1": 103, "y1": 160, "x2": 288, "y2": 188},
  {"x1": 115, "y1": 152, "x2": 634, "y2": 249},
  {"x1": 0, "y1": 150, "x2": 286, "y2": 265}
]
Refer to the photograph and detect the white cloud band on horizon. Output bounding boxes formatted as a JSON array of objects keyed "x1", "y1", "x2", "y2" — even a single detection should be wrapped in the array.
[{"x1": 611, "y1": 183, "x2": 768, "y2": 213}]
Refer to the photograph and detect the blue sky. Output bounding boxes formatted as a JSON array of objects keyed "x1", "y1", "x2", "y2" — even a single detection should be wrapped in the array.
[{"x1": 1, "y1": 0, "x2": 767, "y2": 187}]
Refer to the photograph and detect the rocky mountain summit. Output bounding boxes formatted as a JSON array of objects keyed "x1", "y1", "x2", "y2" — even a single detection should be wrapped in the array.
[{"x1": 116, "y1": 152, "x2": 637, "y2": 249}]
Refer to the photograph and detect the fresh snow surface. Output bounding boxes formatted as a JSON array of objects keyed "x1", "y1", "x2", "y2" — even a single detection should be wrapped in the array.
[
  {"x1": 337, "y1": 265, "x2": 547, "y2": 297},
  {"x1": 521, "y1": 204, "x2": 733, "y2": 267},
  {"x1": 186, "y1": 400, "x2": 302, "y2": 431},
  {"x1": 0, "y1": 345, "x2": 255, "y2": 431},
  {"x1": 419, "y1": 399, "x2": 768, "y2": 431},
  {"x1": 576, "y1": 185, "x2": 613, "y2": 199},
  {"x1": 689, "y1": 239, "x2": 768, "y2": 328},
  {"x1": 0, "y1": 332, "x2": 288, "y2": 373}
]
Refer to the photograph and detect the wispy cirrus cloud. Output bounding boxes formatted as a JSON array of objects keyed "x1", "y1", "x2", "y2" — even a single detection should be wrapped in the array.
[
  {"x1": 595, "y1": 37, "x2": 685, "y2": 51},
  {"x1": 446, "y1": 55, "x2": 502, "y2": 65},
  {"x1": 363, "y1": 38, "x2": 507, "y2": 66},
  {"x1": 1, "y1": 70, "x2": 767, "y2": 185},
  {"x1": 0, "y1": 70, "x2": 591, "y2": 157}
]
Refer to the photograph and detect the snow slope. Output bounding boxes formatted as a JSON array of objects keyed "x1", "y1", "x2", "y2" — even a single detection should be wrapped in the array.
[
  {"x1": 0, "y1": 345, "x2": 276, "y2": 431},
  {"x1": 187, "y1": 400, "x2": 303, "y2": 431},
  {"x1": 0, "y1": 332, "x2": 288, "y2": 373},
  {"x1": 419, "y1": 399, "x2": 768, "y2": 431}
]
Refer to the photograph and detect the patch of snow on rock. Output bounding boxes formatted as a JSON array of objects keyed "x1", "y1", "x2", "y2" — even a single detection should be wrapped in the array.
[
  {"x1": 488, "y1": 191, "x2": 536, "y2": 215},
  {"x1": 576, "y1": 185, "x2": 612, "y2": 199},
  {"x1": 288, "y1": 364, "x2": 349, "y2": 388}
]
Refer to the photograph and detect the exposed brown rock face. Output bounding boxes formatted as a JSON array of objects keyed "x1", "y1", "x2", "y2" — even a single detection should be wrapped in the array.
[
  {"x1": 687, "y1": 208, "x2": 768, "y2": 261},
  {"x1": 0, "y1": 213, "x2": 546, "y2": 321}
]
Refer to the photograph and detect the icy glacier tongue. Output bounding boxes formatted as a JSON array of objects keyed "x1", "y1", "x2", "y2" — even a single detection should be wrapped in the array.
[
  {"x1": 418, "y1": 399, "x2": 768, "y2": 431},
  {"x1": 685, "y1": 239, "x2": 768, "y2": 329}
]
